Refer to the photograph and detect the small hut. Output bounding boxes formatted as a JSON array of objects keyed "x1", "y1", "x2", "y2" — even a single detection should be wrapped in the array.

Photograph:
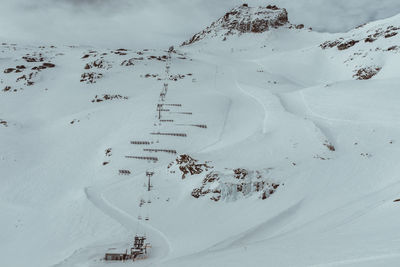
[{"x1": 104, "y1": 235, "x2": 151, "y2": 261}]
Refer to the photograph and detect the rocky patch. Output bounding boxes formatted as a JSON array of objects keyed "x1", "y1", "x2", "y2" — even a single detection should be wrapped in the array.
[
  {"x1": 321, "y1": 39, "x2": 359, "y2": 50},
  {"x1": 2, "y1": 85, "x2": 23, "y2": 93},
  {"x1": 111, "y1": 48, "x2": 129, "y2": 56},
  {"x1": 142, "y1": 73, "x2": 160, "y2": 79},
  {"x1": 80, "y1": 72, "x2": 103, "y2": 84},
  {"x1": 4, "y1": 60, "x2": 55, "y2": 87},
  {"x1": 105, "y1": 148, "x2": 112, "y2": 157},
  {"x1": 387, "y1": 45, "x2": 399, "y2": 51},
  {"x1": 16, "y1": 72, "x2": 37, "y2": 86},
  {"x1": 353, "y1": 66, "x2": 381, "y2": 80},
  {"x1": 91, "y1": 94, "x2": 128, "y2": 103},
  {"x1": 191, "y1": 168, "x2": 281, "y2": 201},
  {"x1": 169, "y1": 73, "x2": 192, "y2": 81},
  {"x1": 121, "y1": 57, "x2": 144, "y2": 66},
  {"x1": 147, "y1": 55, "x2": 168, "y2": 61},
  {"x1": 22, "y1": 53, "x2": 45, "y2": 63},
  {"x1": 321, "y1": 25, "x2": 400, "y2": 50},
  {"x1": 324, "y1": 141, "x2": 336, "y2": 151},
  {"x1": 70, "y1": 119, "x2": 80, "y2": 125},
  {"x1": 2, "y1": 86, "x2": 12, "y2": 92},
  {"x1": 84, "y1": 59, "x2": 112, "y2": 70},
  {"x1": 168, "y1": 154, "x2": 213, "y2": 179},
  {"x1": 81, "y1": 51, "x2": 99, "y2": 59}
]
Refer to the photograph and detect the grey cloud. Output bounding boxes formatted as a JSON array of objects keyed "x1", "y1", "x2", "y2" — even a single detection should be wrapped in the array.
[{"x1": 0, "y1": 0, "x2": 400, "y2": 49}]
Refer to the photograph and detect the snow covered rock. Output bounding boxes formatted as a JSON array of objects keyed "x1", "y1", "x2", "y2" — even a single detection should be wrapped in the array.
[
  {"x1": 319, "y1": 15, "x2": 400, "y2": 80},
  {"x1": 191, "y1": 168, "x2": 281, "y2": 202},
  {"x1": 182, "y1": 4, "x2": 291, "y2": 45},
  {"x1": 320, "y1": 25, "x2": 400, "y2": 51}
]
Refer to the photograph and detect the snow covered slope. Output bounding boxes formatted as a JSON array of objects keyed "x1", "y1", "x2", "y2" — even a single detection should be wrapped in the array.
[{"x1": 1, "y1": 4, "x2": 400, "y2": 267}]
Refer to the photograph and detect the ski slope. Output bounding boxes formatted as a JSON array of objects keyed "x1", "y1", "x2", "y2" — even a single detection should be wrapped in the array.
[{"x1": 1, "y1": 5, "x2": 400, "y2": 267}]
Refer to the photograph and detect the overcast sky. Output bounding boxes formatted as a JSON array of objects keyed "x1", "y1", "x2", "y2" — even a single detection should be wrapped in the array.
[{"x1": 1, "y1": 0, "x2": 400, "y2": 49}]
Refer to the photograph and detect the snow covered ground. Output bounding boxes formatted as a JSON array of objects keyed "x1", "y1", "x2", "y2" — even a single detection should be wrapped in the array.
[{"x1": 1, "y1": 3, "x2": 400, "y2": 267}]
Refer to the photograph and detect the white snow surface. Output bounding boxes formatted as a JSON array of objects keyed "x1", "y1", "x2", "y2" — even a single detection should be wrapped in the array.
[{"x1": 1, "y1": 6, "x2": 400, "y2": 267}]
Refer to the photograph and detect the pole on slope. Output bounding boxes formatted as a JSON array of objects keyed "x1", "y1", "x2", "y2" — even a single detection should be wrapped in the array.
[{"x1": 146, "y1": 171, "x2": 154, "y2": 192}]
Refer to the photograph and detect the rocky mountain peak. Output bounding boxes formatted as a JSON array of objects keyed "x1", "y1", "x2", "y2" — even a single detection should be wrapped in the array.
[{"x1": 182, "y1": 4, "x2": 293, "y2": 45}]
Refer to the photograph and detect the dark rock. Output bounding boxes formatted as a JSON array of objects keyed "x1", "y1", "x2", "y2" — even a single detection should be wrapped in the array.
[
  {"x1": 4, "y1": 68, "x2": 15, "y2": 74},
  {"x1": 169, "y1": 154, "x2": 212, "y2": 179},
  {"x1": 353, "y1": 66, "x2": 381, "y2": 80},
  {"x1": 385, "y1": 32, "x2": 398, "y2": 38},
  {"x1": 42, "y1": 63, "x2": 55, "y2": 68},
  {"x1": 266, "y1": 5, "x2": 279, "y2": 10},
  {"x1": 337, "y1": 40, "x2": 359, "y2": 50}
]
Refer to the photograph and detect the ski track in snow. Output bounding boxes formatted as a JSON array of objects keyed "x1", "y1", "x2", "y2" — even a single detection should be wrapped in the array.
[
  {"x1": 300, "y1": 89, "x2": 400, "y2": 127},
  {"x1": 234, "y1": 80, "x2": 269, "y2": 134},
  {"x1": 84, "y1": 186, "x2": 171, "y2": 251},
  {"x1": 198, "y1": 97, "x2": 232, "y2": 153},
  {"x1": 252, "y1": 180, "x2": 400, "y2": 246},
  {"x1": 162, "y1": 181, "x2": 400, "y2": 266},
  {"x1": 84, "y1": 185, "x2": 171, "y2": 263},
  {"x1": 309, "y1": 253, "x2": 400, "y2": 267}
]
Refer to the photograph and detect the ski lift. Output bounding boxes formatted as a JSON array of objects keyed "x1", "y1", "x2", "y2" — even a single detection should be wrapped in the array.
[
  {"x1": 145, "y1": 216, "x2": 149, "y2": 221},
  {"x1": 138, "y1": 215, "x2": 142, "y2": 220}
]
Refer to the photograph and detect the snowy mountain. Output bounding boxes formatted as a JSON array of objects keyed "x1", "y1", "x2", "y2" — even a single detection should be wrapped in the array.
[
  {"x1": 182, "y1": 4, "x2": 297, "y2": 45},
  {"x1": 1, "y1": 4, "x2": 400, "y2": 267}
]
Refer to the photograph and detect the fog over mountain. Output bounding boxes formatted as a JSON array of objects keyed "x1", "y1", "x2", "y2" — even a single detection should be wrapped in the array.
[{"x1": 1, "y1": 0, "x2": 400, "y2": 48}]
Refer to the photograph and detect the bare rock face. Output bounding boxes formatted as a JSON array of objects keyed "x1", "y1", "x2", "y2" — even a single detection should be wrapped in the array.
[{"x1": 182, "y1": 4, "x2": 290, "y2": 45}]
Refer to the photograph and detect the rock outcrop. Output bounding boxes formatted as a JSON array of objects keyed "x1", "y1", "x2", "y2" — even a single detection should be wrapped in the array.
[
  {"x1": 168, "y1": 154, "x2": 213, "y2": 179},
  {"x1": 182, "y1": 4, "x2": 291, "y2": 45},
  {"x1": 191, "y1": 168, "x2": 281, "y2": 202}
]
